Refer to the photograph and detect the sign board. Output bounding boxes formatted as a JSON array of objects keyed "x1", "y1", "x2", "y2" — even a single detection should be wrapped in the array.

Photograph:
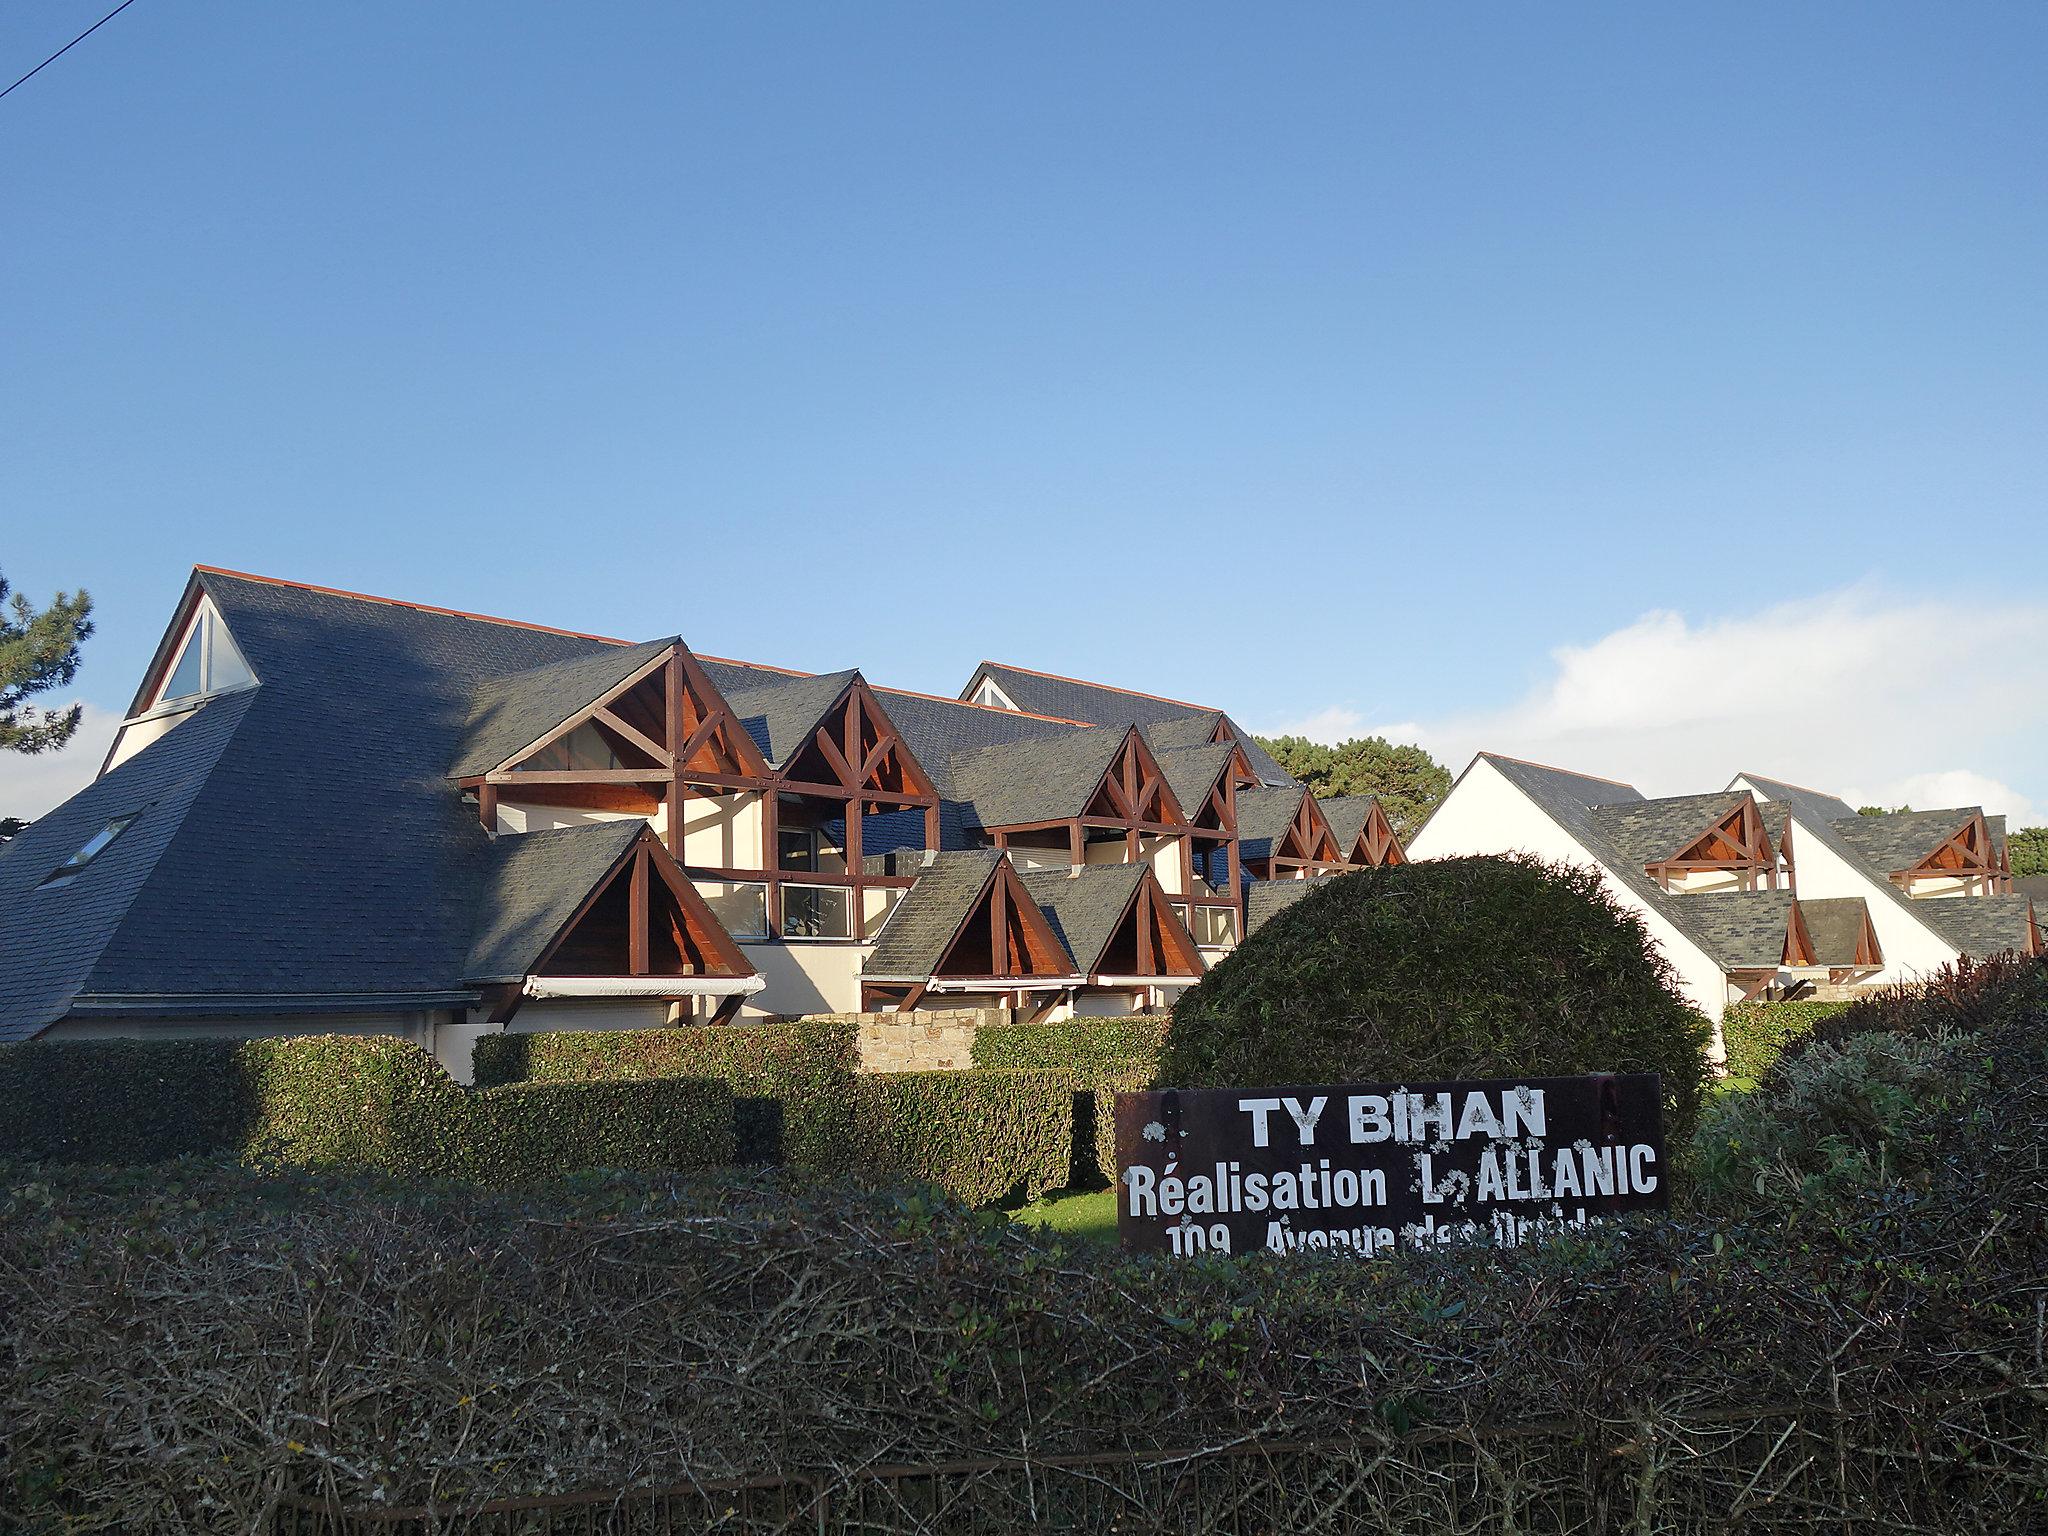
[{"x1": 1114, "y1": 1074, "x2": 1665, "y2": 1257}]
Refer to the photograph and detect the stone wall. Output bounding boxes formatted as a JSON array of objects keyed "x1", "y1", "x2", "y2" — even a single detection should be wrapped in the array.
[{"x1": 799, "y1": 1009, "x2": 1012, "y2": 1074}]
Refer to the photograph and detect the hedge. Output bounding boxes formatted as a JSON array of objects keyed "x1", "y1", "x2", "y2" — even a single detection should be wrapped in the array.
[
  {"x1": 848, "y1": 1070, "x2": 1074, "y2": 1206},
  {"x1": 0, "y1": 1035, "x2": 733, "y2": 1182},
  {"x1": 971, "y1": 1017, "x2": 1166, "y2": 1187},
  {"x1": 474, "y1": 1021, "x2": 858, "y2": 1170},
  {"x1": 969, "y1": 1017, "x2": 1168, "y2": 1076},
  {"x1": 1719, "y1": 1000, "x2": 1852, "y2": 1080}
]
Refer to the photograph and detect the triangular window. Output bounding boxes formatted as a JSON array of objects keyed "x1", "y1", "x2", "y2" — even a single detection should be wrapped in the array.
[{"x1": 155, "y1": 598, "x2": 255, "y2": 708}]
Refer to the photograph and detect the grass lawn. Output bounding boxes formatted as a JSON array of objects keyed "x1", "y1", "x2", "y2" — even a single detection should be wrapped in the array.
[{"x1": 1009, "y1": 1186, "x2": 1119, "y2": 1243}]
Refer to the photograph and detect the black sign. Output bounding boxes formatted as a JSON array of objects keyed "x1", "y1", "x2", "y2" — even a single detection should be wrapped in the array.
[{"x1": 1114, "y1": 1074, "x2": 1665, "y2": 1257}]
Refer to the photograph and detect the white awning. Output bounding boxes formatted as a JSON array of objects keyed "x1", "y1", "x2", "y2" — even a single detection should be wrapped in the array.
[
  {"x1": 919, "y1": 977, "x2": 1079, "y2": 993},
  {"x1": 1093, "y1": 975, "x2": 1202, "y2": 988},
  {"x1": 524, "y1": 975, "x2": 765, "y2": 1000}
]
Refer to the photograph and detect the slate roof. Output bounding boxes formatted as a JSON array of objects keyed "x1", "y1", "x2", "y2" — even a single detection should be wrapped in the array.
[
  {"x1": 0, "y1": 689, "x2": 257, "y2": 1040},
  {"x1": 1318, "y1": 795, "x2": 1383, "y2": 854},
  {"x1": 862, "y1": 850, "x2": 1004, "y2": 979},
  {"x1": 448, "y1": 638, "x2": 676, "y2": 780},
  {"x1": 1244, "y1": 877, "x2": 1328, "y2": 935},
  {"x1": 702, "y1": 665, "x2": 862, "y2": 769},
  {"x1": 1733, "y1": 773, "x2": 1858, "y2": 824},
  {"x1": 1157, "y1": 743, "x2": 1234, "y2": 821},
  {"x1": 944, "y1": 728, "x2": 1129, "y2": 830},
  {"x1": 0, "y1": 569, "x2": 663, "y2": 1038},
  {"x1": 1235, "y1": 786, "x2": 1308, "y2": 863},
  {"x1": 1018, "y1": 864, "x2": 1149, "y2": 974},
  {"x1": 1665, "y1": 890, "x2": 1798, "y2": 970},
  {"x1": 1914, "y1": 895, "x2": 2040, "y2": 960},
  {"x1": 463, "y1": 822, "x2": 646, "y2": 984},
  {"x1": 967, "y1": 662, "x2": 1295, "y2": 786},
  {"x1": 1590, "y1": 793, "x2": 1749, "y2": 868},
  {"x1": 1829, "y1": 808, "x2": 1983, "y2": 874},
  {"x1": 1798, "y1": 898, "x2": 1877, "y2": 968}
]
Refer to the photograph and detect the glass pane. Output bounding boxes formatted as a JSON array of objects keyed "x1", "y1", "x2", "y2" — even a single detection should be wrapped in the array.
[
  {"x1": 778, "y1": 826, "x2": 817, "y2": 871},
  {"x1": 782, "y1": 883, "x2": 853, "y2": 939},
  {"x1": 695, "y1": 880, "x2": 768, "y2": 939},
  {"x1": 206, "y1": 614, "x2": 254, "y2": 691},
  {"x1": 160, "y1": 629, "x2": 204, "y2": 702}
]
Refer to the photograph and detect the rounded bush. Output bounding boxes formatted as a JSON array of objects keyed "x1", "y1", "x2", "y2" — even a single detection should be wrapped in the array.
[{"x1": 1162, "y1": 855, "x2": 1712, "y2": 1138}]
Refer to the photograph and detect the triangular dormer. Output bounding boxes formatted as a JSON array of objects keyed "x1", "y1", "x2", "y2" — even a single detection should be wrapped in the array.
[
  {"x1": 1079, "y1": 728, "x2": 1189, "y2": 828},
  {"x1": 775, "y1": 677, "x2": 938, "y2": 803}
]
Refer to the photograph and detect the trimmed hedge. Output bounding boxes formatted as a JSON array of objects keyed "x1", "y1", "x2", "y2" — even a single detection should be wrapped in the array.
[
  {"x1": 474, "y1": 1021, "x2": 858, "y2": 1170},
  {"x1": 1164, "y1": 856, "x2": 1715, "y2": 1142},
  {"x1": 467, "y1": 1079, "x2": 735, "y2": 1181},
  {"x1": 972, "y1": 1018, "x2": 1166, "y2": 1187},
  {"x1": 849, "y1": 1070, "x2": 1074, "y2": 1206},
  {"x1": 970, "y1": 1017, "x2": 1168, "y2": 1076},
  {"x1": 0, "y1": 1035, "x2": 733, "y2": 1182},
  {"x1": 1720, "y1": 1000, "x2": 1851, "y2": 1080}
]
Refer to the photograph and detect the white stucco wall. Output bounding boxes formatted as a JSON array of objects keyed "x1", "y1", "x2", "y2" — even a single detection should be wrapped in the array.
[
  {"x1": 496, "y1": 800, "x2": 662, "y2": 838},
  {"x1": 1774, "y1": 820, "x2": 1960, "y2": 986},
  {"x1": 1407, "y1": 757, "x2": 1731, "y2": 1027},
  {"x1": 680, "y1": 791, "x2": 764, "y2": 868}
]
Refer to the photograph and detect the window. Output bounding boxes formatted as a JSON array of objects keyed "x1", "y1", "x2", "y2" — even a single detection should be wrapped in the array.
[
  {"x1": 1190, "y1": 905, "x2": 1237, "y2": 946},
  {"x1": 156, "y1": 600, "x2": 253, "y2": 707},
  {"x1": 782, "y1": 883, "x2": 854, "y2": 940},
  {"x1": 40, "y1": 814, "x2": 139, "y2": 888},
  {"x1": 694, "y1": 880, "x2": 769, "y2": 939}
]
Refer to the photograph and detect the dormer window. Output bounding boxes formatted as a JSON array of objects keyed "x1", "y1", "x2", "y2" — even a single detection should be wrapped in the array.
[
  {"x1": 40, "y1": 814, "x2": 138, "y2": 888},
  {"x1": 155, "y1": 598, "x2": 254, "y2": 707}
]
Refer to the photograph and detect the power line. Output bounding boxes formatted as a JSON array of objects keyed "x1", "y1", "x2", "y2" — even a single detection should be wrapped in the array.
[{"x1": 0, "y1": 0, "x2": 141, "y2": 104}]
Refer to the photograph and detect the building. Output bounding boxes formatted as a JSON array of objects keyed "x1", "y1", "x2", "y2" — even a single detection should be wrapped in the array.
[
  {"x1": 1408, "y1": 754, "x2": 2040, "y2": 1034},
  {"x1": 0, "y1": 569, "x2": 1410, "y2": 1076}
]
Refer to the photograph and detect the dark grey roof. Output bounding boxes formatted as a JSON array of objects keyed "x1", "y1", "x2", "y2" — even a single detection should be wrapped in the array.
[
  {"x1": 869, "y1": 687, "x2": 1079, "y2": 803},
  {"x1": 1157, "y1": 743, "x2": 1234, "y2": 820},
  {"x1": 1318, "y1": 795, "x2": 1383, "y2": 854},
  {"x1": 968, "y1": 663, "x2": 1295, "y2": 786},
  {"x1": 945, "y1": 728, "x2": 1127, "y2": 830},
  {"x1": 1798, "y1": 897, "x2": 1876, "y2": 967},
  {"x1": 1914, "y1": 894, "x2": 2039, "y2": 960},
  {"x1": 1590, "y1": 793, "x2": 1748, "y2": 867},
  {"x1": 862, "y1": 850, "x2": 1004, "y2": 979},
  {"x1": 0, "y1": 689, "x2": 256, "y2": 1040},
  {"x1": 2, "y1": 570, "x2": 662, "y2": 1037},
  {"x1": 1665, "y1": 890, "x2": 1797, "y2": 970},
  {"x1": 463, "y1": 822, "x2": 645, "y2": 984},
  {"x1": 709, "y1": 667, "x2": 861, "y2": 770},
  {"x1": 1244, "y1": 877, "x2": 1329, "y2": 935},
  {"x1": 1829, "y1": 808, "x2": 1982, "y2": 875},
  {"x1": 1734, "y1": 773, "x2": 1858, "y2": 824},
  {"x1": 447, "y1": 637, "x2": 676, "y2": 780},
  {"x1": 1235, "y1": 786, "x2": 1307, "y2": 863},
  {"x1": 1018, "y1": 864, "x2": 1147, "y2": 973}
]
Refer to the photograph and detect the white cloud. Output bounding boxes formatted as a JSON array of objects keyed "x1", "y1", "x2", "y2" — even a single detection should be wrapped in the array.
[
  {"x1": 1274, "y1": 588, "x2": 2048, "y2": 829},
  {"x1": 1, "y1": 704, "x2": 120, "y2": 822}
]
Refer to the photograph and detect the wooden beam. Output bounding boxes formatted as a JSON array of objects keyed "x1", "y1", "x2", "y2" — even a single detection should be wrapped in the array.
[
  {"x1": 596, "y1": 706, "x2": 672, "y2": 768},
  {"x1": 629, "y1": 846, "x2": 651, "y2": 975}
]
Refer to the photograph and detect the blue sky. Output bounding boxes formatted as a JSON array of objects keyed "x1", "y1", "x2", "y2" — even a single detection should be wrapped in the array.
[{"x1": 4, "y1": 3, "x2": 2044, "y2": 822}]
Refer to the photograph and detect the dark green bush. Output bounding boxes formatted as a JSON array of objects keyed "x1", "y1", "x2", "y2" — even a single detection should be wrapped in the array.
[
  {"x1": 1161, "y1": 856, "x2": 1714, "y2": 1140},
  {"x1": 971, "y1": 1018, "x2": 1167, "y2": 1186},
  {"x1": 0, "y1": 1035, "x2": 734, "y2": 1184},
  {"x1": 848, "y1": 1069, "x2": 1074, "y2": 1206},
  {"x1": 466, "y1": 1079, "x2": 735, "y2": 1182},
  {"x1": 474, "y1": 1021, "x2": 859, "y2": 1170},
  {"x1": 1781, "y1": 953, "x2": 2048, "y2": 1064},
  {"x1": 0, "y1": 1038, "x2": 250, "y2": 1163},
  {"x1": 970, "y1": 1017, "x2": 1168, "y2": 1075},
  {"x1": 1719, "y1": 1000, "x2": 1851, "y2": 1080}
]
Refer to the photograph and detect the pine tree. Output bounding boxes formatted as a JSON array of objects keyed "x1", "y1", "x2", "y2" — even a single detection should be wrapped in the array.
[{"x1": 1, "y1": 569, "x2": 94, "y2": 755}]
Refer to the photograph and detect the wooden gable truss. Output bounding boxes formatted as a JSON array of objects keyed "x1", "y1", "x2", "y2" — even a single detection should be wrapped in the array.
[
  {"x1": 1085, "y1": 870, "x2": 1208, "y2": 982},
  {"x1": 860, "y1": 857, "x2": 1076, "y2": 1013},
  {"x1": 746, "y1": 677, "x2": 942, "y2": 941},
  {"x1": 1254, "y1": 792, "x2": 1347, "y2": 881},
  {"x1": 986, "y1": 726, "x2": 1195, "y2": 877},
  {"x1": 1341, "y1": 799, "x2": 1408, "y2": 868},
  {"x1": 481, "y1": 826, "x2": 755, "y2": 1025},
  {"x1": 464, "y1": 643, "x2": 775, "y2": 827},
  {"x1": 1899, "y1": 813, "x2": 2006, "y2": 895},
  {"x1": 1182, "y1": 743, "x2": 1256, "y2": 929},
  {"x1": 1647, "y1": 797, "x2": 1776, "y2": 891}
]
